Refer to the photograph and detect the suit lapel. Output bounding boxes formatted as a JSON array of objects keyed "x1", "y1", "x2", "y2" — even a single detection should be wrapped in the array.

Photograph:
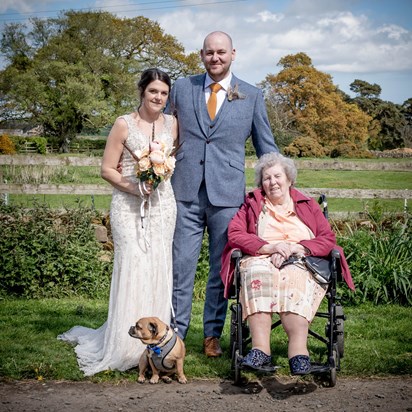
[
  {"x1": 209, "y1": 76, "x2": 238, "y2": 136},
  {"x1": 192, "y1": 74, "x2": 209, "y2": 137},
  {"x1": 192, "y1": 74, "x2": 241, "y2": 138}
]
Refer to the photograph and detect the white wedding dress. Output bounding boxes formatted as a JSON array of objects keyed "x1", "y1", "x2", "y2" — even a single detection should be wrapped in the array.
[{"x1": 58, "y1": 114, "x2": 176, "y2": 376}]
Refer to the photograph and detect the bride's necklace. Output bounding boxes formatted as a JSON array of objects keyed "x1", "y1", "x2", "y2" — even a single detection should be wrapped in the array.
[
  {"x1": 151, "y1": 121, "x2": 155, "y2": 143},
  {"x1": 137, "y1": 108, "x2": 159, "y2": 143}
]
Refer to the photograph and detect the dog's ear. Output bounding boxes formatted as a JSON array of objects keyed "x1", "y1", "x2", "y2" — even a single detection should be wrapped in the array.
[{"x1": 148, "y1": 322, "x2": 158, "y2": 337}]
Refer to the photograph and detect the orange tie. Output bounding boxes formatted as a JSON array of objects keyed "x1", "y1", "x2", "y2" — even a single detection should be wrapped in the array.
[{"x1": 207, "y1": 83, "x2": 222, "y2": 120}]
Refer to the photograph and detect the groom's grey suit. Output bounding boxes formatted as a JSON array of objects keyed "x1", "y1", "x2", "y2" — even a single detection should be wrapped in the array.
[{"x1": 169, "y1": 73, "x2": 278, "y2": 339}]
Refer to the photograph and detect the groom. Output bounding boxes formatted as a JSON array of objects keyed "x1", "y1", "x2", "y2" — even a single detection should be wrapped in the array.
[{"x1": 168, "y1": 31, "x2": 278, "y2": 356}]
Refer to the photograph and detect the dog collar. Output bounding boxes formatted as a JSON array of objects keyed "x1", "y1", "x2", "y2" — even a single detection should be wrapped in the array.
[
  {"x1": 147, "y1": 330, "x2": 178, "y2": 371},
  {"x1": 147, "y1": 326, "x2": 170, "y2": 354}
]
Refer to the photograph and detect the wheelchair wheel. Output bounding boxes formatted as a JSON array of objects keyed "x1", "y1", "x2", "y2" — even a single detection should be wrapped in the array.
[
  {"x1": 328, "y1": 349, "x2": 339, "y2": 387},
  {"x1": 234, "y1": 350, "x2": 242, "y2": 385},
  {"x1": 229, "y1": 304, "x2": 249, "y2": 357},
  {"x1": 335, "y1": 305, "x2": 345, "y2": 358},
  {"x1": 336, "y1": 318, "x2": 344, "y2": 358},
  {"x1": 230, "y1": 304, "x2": 248, "y2": 371},
  {"x1": 230, "y1": 306, "x2": 239, "y2": 369}
]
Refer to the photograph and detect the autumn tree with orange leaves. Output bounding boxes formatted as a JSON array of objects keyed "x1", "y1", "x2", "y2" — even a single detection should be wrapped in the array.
[{"x1": 260, "y1": 52, "x2": 373, "y2": 157}]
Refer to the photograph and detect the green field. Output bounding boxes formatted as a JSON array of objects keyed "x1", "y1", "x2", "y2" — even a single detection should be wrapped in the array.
[
  {"x1": 2, "y1": 159, "x2": 411, "y2": 213},
  {"x1": 0, "y1": 298, "x2": 410, "y2": 381}
]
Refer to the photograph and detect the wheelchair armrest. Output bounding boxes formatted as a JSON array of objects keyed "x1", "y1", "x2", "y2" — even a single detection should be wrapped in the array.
[
  {"x1": 231, "y1": 249, "x2": 243, "y2": 259},
  {"x1": 228, "y1": 249, "x2": 243, "y2": 300},
  {"x1": 331, "y1": 249, "x2": 341, "y2": 260},
  {"x1": 330, "y1": 249, "x2": 342, "y2": 283}
]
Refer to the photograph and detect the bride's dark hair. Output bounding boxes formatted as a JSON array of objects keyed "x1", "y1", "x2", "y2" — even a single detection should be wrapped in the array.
[{"x1": 137, "y1": 68, "x2": 171, "y2": 101}]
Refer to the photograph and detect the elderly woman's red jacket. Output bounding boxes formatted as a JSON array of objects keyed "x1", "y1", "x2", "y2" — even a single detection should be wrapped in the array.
[{"x1": 220, "y1": 187, "x2": 355, "y2": 298}]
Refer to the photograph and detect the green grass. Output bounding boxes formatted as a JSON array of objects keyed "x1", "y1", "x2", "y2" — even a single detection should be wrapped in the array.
[
  {"x1": 2, "y1": 159, "x2": 411, "y2": 213},
  {"x1": 7, "y1": 194, "x2": 112, "y2": 211},
  {"x1": 245, "y1": 169, "x2": 412, "y2": 190},
  {"x1": 0, "y1": 298, "x2": 411, "y2": 382}
]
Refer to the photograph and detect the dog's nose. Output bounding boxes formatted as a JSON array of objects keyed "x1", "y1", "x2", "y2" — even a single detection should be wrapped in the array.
[{"x1": 128, "y1": 326, "x2": 135, "y2": 336}]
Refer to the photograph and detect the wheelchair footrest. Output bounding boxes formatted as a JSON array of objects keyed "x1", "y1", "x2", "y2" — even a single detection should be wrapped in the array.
[
  {"x1": 309, "y1": 363, "x2": 333, "y2": 374},
  {"x1": 241, "y1": 363, "x2": 281, "y2": 374},
  {"x1": 235, "y1": 352, "x2": 280, "y2": 374}
]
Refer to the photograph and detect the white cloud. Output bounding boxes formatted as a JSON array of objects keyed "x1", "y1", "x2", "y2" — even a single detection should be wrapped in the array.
[
  {"x1": 1, "y1": 0, "x2": 410, "y2": 102},
  {"x1": 0, "y1": 0, "x2": 34, "y2": 13},
  {"x1": 378, "y1": 24, "x2": 408, "y2": 40},
  {"x1": 245, "y1": 10, "x2": 284, "y2": 23}
]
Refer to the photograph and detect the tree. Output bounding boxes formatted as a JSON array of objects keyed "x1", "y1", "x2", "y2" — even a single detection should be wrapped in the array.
[
  {"x1": 350, "y1": 79, "x2": 382, "y2": 99},
  {"x1": 350, "y1": 79, "x2": 407, "y2": 150},
  {"x1": 401, "y1": 98, "x2": 412, "y2": 147},
  {"x1": 0, "y1": 11, "x2": 202, "y2": 151},
  {"x1": 260, "y1": 53, "x2": 372, "y2": 157}
]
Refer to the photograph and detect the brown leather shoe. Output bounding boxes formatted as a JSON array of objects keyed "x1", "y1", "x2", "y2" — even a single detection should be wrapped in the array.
[{"x1": 203, "y1": 337, "x2": 223, "y2": 357}]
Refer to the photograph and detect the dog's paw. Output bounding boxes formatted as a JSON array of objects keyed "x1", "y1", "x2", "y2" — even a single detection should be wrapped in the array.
[
  {"x1": 178, "y1": 375, "x2": 188, "y2": 384},
  {"x1": 137, "y1": 376, "x2": 146, "y2": 384},
  {"x1": 149, "y1": 376, "x2": 160, "y2": 384},
  {"x1": 161, "y1": 376, "x2": 173, "y2": 384}
]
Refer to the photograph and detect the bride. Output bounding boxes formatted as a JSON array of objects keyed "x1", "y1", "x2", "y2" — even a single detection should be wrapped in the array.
[{"x1": 58, "y1": 68, "x2": 178, "y2": 376}]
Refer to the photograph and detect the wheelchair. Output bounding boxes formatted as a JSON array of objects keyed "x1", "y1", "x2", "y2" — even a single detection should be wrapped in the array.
[{"x1": 227, "y1": 195, "x2": 346, "y2": 387}]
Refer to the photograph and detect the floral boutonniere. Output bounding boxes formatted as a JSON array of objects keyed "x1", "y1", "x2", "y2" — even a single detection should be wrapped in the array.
[{"x1": 227, "y1": 84, "x2": 246, "y2": 101}]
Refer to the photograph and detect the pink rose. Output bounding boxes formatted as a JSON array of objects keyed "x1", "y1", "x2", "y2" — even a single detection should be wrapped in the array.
[
  {"x1": 164, "y1": 156, "x2": 176, "y2": 173},
  {"x1": 135, "y1": 147, "x2": 149, "y2": 159},
  {"x1": 137, "y1": 156, "x2": 151, "y2": 172},
  {"x1": 149, "y1": 150, "x2": 165, "y2": 164},
  {"x1": 150, "y1": 140, "x2": 163, "y2": 152},
  {"x1": 153, "y1": 163, "x2": 166, "y2": 176}
]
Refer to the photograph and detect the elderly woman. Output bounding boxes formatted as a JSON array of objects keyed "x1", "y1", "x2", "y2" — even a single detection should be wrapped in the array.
[{"x1": 221, "y1": 152, "x2": 354, "y2": 374}]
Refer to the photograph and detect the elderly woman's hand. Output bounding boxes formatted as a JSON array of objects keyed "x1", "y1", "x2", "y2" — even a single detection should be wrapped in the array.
[
  {"x1": 271, "y1": 242, "x2": 292, "y2": 258},
  {"x1": 258, "y1": 242, "x2": 292, "y2": 258},
  {"x1": 270, "y1": 252, "x2": 286, "y2": 268}
]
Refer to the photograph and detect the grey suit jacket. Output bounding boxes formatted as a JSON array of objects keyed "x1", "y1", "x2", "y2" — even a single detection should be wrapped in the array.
[{"x1": 168, "y1": 73, "x2": 277, "y2": 207}]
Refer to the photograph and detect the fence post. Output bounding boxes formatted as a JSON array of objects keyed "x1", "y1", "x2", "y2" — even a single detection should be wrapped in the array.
[{"x1": 1, "y1": 179, "x2": 9, "y2": 205}]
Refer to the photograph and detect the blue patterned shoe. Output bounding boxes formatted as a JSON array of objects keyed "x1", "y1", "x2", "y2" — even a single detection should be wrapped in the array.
[
  {"x1": 289, "y1": 355, "x2": 311, "y2": 375},
  {"x1": 240, "y1": 348, "x2": 276, "y2": 372}
]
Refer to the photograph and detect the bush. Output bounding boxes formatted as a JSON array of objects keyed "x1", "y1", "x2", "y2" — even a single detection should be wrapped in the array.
[
  {"x1": 69, "y1": 137, "x2": 106, "y2": 154},
  {"x1": 245, "y1": 139, "x2": 256, "y2": 157},
  {"x1": 284, "y1": 136, "x2": 326, "y2": 157},
  {"x1": 0, "y1": 134, "x2": 16, "y2": 154},
  {"x1": 330, "y1": 141, "x2": 373, "y2": 158},
  {"x1": 335, "y1": 207, "x2": 411, "y2": 306},
  {"x1": 0, "y1": 202, "x2": 113, "y2": 298},
  {"x1": 194, "y1": 233, "x2": 210, "y2": 300},
  {"x1": 10, "y1": 136, "x2": 48, "y2": 154}
]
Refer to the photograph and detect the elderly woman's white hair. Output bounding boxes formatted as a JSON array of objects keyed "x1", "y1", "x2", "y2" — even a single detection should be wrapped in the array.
[{"x1": 254, "y1": 152, "x2": 298, "y2": 187}]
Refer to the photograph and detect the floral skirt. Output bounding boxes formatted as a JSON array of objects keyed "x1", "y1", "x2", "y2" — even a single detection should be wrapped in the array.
[{"x1": 239, "y1": 256, "x2": 327, "y2": 322}]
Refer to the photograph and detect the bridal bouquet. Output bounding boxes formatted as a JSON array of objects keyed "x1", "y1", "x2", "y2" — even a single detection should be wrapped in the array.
[{"x1": 123, "y1": 140, "x2": 177, "y2": 190}]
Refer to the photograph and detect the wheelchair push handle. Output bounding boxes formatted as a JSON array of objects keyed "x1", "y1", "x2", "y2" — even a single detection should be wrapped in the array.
[{"x1": 318, "y1": 194, "x2": 329, "y2": 220}]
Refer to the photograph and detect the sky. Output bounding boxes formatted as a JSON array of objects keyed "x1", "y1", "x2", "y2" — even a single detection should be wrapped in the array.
[{"x1": 1, "y1": 0, "x2": 411, "y2": 104}]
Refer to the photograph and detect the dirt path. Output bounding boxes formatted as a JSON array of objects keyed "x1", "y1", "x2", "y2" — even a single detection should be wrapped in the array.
[{"x1": 1, "y1": 376, "x2": 411, "y2": 412}]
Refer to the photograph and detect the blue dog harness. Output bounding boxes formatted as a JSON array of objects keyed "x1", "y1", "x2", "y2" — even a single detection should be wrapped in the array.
[{"x1": 146, "y1": 327, "x2": 177, "y2": 371}]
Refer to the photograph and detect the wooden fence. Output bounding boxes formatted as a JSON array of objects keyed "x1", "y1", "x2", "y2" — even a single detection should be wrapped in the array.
[
  {"x1": 0, "y1": 155, "x2": 411, "y2": 201},
  {"x1": 17, "y1": 141, "x2": 101, "y2": 154}
]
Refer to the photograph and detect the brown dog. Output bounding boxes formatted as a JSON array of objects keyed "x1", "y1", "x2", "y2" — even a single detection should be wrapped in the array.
[{"x1": 128, "y1": 317, "x2": 187, "y2": 384}]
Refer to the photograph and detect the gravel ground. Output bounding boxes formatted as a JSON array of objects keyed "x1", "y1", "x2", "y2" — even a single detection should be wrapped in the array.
[{"x1": 1, "y1": 376, "x2": 411, "y2": 412}]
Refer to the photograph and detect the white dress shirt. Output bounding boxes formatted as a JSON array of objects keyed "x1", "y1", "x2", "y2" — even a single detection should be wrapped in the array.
[{"x1": 204, "y1": 73, "x2": 233, "y2": 115}]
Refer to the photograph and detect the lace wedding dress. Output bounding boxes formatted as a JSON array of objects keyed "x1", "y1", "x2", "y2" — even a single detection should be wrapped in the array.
[{"x1": 58, "y1": 114, "x2": 176, "y2": 376}]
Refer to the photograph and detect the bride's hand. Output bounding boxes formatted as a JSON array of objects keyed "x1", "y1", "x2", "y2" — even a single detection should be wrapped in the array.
[{"x1": 142, "y1": 182, "x2": 153, "y2": 195}]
